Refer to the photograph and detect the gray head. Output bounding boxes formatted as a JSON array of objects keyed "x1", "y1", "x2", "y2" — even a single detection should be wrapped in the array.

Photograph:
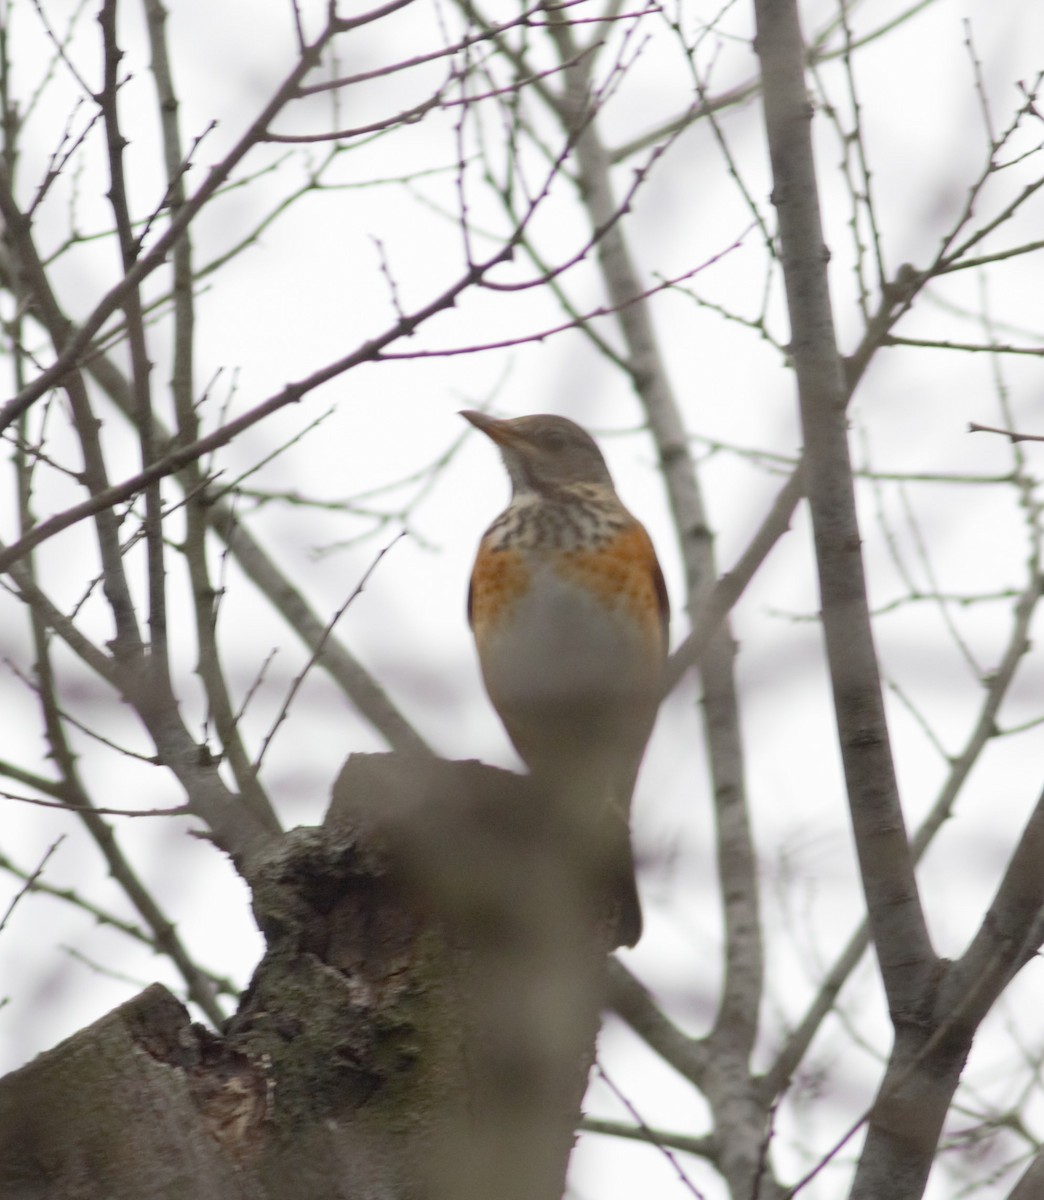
[{"x1": 460, "y1": 410, "x2": 615, "y2": 496}]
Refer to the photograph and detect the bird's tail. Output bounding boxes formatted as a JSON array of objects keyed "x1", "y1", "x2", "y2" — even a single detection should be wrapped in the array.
[{"x1": 612, "y1": 835, "x2": 643, "y2": 948}]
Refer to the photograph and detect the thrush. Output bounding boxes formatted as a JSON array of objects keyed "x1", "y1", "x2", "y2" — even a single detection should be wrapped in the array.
[{"x1": 462, "y1": 410, "x2": 668, "y2": 947}]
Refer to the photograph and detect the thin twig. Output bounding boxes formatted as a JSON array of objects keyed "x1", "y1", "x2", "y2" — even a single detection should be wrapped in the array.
[
  {"x1": 0, "y1": 837, "x2": 64, "y2": 935},
  {"x1": 253, "y1": 532, "x2": 406, "y2": 771}
]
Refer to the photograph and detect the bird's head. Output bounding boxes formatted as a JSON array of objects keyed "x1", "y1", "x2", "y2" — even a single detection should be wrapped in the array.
[{"x1": 460, "y1": 410, "x2": 614, "y2": 496}]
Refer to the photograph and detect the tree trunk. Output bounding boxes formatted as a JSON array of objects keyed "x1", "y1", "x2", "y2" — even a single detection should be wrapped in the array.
[{"x1": 0, "y1": 754, "x2": 614, "y2": 1200}]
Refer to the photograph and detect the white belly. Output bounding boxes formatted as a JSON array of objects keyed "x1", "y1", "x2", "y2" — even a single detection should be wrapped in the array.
[{"x1": 478, "y1": 561, "x2": 652, "y2": 711}]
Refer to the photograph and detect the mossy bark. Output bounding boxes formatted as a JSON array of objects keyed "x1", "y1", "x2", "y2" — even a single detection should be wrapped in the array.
[{"x1": 0, "y1": 753, "x2": 614, "y2": 1200}]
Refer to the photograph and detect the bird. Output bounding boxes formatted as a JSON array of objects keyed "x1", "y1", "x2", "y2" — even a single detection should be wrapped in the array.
[{"x1": 461, "y1": 410, "x2": 669, "y2": 947}]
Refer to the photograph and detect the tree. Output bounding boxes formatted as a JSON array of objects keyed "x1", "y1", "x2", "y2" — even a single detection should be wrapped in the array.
[{"x1": 1, "y1": 0, "x2": 1043, "y2": 1197}]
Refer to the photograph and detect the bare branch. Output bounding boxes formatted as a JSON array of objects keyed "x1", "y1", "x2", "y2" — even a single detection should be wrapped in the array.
[
  {"x1": 606, "y1": 959, "x2": 708, "y2": 1087},
  {"x1": 1, "y1": 792, "x2": 189, "y2": 818},
  {"x1": 0, "y1": 9, "x2": 344, "y2": 432},
  {"x1": 941, "y1": 788, "x2": 1044, "y2": 1031},
  {"x1": 755, "y1": 0, "x2": 935, "y2": 1017},
  {"x1": 253, "y1": 532, "x2": 406, "y2": 771},
  {"x1": 970, "y1": 422, "x2": 1044, "y2": 444},
  {"x1": 0, "y1": 838, "x2": 63, "y2": 935}
]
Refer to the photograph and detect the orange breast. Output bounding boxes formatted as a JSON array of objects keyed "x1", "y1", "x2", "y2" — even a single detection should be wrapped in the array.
[
  {"x1": 468, "y1": 522, "x2": 667, "y2": 661},
  {"x1": 468, "y1": 544, "x2": 531, "y2": 640},
  {"x1": 555, "y1": 523, "x2": 667, "y2": 659}
]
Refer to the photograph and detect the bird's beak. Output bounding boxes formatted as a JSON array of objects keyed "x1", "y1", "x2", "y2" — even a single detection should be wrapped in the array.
[{"x1": 460, "y1": 409, "x2": 522, "y2": 448}]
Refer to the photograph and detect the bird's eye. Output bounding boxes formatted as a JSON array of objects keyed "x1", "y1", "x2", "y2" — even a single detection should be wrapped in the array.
[{"x1": 543, "y1": 432, "x2": 568, "y2": 453}]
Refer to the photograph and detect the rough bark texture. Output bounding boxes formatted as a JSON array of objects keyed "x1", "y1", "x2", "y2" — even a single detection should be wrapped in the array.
[
  {"x1": 0, "y1": 754, "x2": 613, "y2": 1200},
  {"x1": 0, "y1": 984, "x2": 257, "y2": 1200}
]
